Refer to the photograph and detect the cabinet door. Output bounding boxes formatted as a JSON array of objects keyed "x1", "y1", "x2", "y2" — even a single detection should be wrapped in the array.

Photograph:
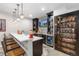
[{"x1": 33, "y1": 39, "x2": 43, "y2": 56}]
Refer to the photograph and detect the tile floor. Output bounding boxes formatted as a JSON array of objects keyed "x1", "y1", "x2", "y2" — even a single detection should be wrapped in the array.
[
  {"x1": 42, "y1": 44, "x2": 69, "y2": 56},
  {"x1": 0, "y1": 44, "x2": 69, "y2": 56},
  {"x1": 0, "y1": 47, "x2": 4, "y2": 56}
]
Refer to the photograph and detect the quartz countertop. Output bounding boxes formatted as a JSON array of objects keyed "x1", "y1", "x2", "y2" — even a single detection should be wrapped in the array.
[{"x1": 10, "y1": 33, "x2": 43, "y2": 42}]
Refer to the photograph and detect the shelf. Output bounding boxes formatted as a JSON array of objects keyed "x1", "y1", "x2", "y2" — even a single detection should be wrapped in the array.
[
  {"x1": 33, "y1": 18, "x2": 39, "y2": 33},
  {"x1": 58, "y1": 21, "x2": 76, "y2": 23},
  {"x1": 47, "y1": 15, "x2": 53, "y2": 35},
  {"x1": 61, "y1": 42, "x2": 75, "y2": 49},
  {"x1": 61, "y1": 47, "x2": 76, "y2": 55}
]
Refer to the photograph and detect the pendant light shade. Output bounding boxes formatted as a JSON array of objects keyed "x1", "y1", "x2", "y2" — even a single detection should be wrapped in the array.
[
  {"x1": 20, "y1": 3, "x2": 24, "y2": 19},
  {"x1": 20, "y1": 14, "x2": 24, "y2": 19},
  {"x1": 16, "y1": 18, "x2": 20, "y2": 21},
  {"x1": 12, "y1": 3, "x2": 25, "y2": 20},
  {"x1": 16, "y1": 4, "x2": 20, "y2": 21}
]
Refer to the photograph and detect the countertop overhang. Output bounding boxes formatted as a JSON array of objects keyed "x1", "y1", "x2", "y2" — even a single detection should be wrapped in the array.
[{"x1": 10, "y1": 33, "x2": 43, "y2": 42}]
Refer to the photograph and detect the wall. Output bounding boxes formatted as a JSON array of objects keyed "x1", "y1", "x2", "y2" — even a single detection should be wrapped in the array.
[
  {"x1": 0, "y1": 13, "x2": 32, "y2": 47},
  {"x1": 54, "y1": 7, "x2": 79, "y2": 16}
]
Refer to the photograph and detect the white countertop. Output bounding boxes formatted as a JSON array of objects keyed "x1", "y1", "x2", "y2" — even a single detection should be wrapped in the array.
[
  {"x1": 10, "y1": 33, "x2": 43, "y2": 56},
  {"x1": 10, "y1": 33, "x2": 43, "y2": 42}
]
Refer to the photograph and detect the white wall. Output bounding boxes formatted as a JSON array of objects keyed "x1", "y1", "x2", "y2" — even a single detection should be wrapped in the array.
[
  {"x1": 54, "y1": 7, "x2": 79, "y2": 16},
  {"x1": 0, "y1": 13, "x2": 32, "y2": 47}
]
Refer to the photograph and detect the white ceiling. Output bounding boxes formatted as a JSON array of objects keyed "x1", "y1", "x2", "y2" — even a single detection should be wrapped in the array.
[{"x1": 0, "y1": 3, "x2": 79, "y2": 19}]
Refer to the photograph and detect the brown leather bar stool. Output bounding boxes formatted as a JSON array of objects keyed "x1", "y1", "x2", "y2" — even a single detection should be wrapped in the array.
[
  {"x1": 4, "y1": 37, "x2": 15, "y2": 42},
  {"x1": 6, "y1": 47, "x2": 25, "y2": 56},
  {"x1": 4, "y1": 33, "x2": 17, "y2": 46},
  {"x1": 2, "y1": 33, "x2": 25, "y2": 56},
  {"x1": 4, "y1": 33, "x2": 14, "y2": 41},
  {"x1": 2, "y1": 41, "x2": 25, "y2": 56},
  {"x1": 6, "y1": 43, "x2": 20, "y2": 51},
  {"x1": 3, "y1": 38, "x2": 20, "y2": 52},
  {"x1": 5, "y1": 41, "x2": 17, "y2": 46}
]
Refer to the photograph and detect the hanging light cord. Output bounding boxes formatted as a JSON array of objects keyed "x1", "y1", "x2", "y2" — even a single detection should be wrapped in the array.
[
  {"x1": 17, "y1": 4, "x2": 20, "y2": 18},
  {"x1": 21, "y1": 3, "x2": 23, "y2": 15}
]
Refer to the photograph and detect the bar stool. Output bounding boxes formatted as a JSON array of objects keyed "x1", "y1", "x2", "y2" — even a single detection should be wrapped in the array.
[
  {"x1": 6, "y1": 47, "x2": 25, "y2": 56},
  {"x1": 6, "y1": 43, "x2": 20, "y2": 51},
  {"x1": 3, "y1": 37, "x2": 20, "y2": 52},
  {"x1": 2, "y1": 41, "x2": 25, "y2": 56},
  {"x1": 4, "y1": 33, "x2": 13, "y2": 41},
  {"x1": 2, "y1": 33, "x2": 25, "y2": 56},
  {"x1": 5, "y1": 41, "x2": 17, "y2": 46},
  {"x1": 4, "y1": 33, "x2": 16, "y2": 46}
]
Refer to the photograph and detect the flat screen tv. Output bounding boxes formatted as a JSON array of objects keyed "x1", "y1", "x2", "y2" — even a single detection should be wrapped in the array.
[{"x1": 39, "y1": 17, "x2": 47, "y2": 28}]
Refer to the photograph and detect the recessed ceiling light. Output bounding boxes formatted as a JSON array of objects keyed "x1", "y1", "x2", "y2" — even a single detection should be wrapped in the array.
[
  {"x1": 29, "y1": 14, "x2": 33, "y2": 17},
  {"x1": 41, "y1": 7, "x2": 45, "y2": 11},
  {"x1": 17, "y1": 18, "x2": 20, "y2": 21}
]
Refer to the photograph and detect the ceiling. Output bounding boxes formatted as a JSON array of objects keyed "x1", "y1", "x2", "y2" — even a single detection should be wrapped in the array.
[{"x1": 0, "y1": 3, "x2": 79, "y2": 19}]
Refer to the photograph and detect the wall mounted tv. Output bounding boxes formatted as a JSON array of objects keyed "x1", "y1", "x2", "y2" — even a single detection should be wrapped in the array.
[{"x1": 39, "y1": 17, "x2": 47, "y2": 28}]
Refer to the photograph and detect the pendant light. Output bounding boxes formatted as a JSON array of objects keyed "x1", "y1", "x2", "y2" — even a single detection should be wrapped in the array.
[
  {"x1": 20, "y1": 3, "x2": 24, "y2": 19},
  {"x1": 16, "y1": 4, "x2": 20, "y2": 21},
  {"x1": 12, "y1": 8, "x2": 17, "y2": 20},
  {"x1": 12, "y1": 3, "x2": 25, "y2": 21}
]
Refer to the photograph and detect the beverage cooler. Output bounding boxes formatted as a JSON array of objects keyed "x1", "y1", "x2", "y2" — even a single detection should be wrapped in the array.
[{"x1": 46, "y1": 35, "x2": 53, "y2": 47}]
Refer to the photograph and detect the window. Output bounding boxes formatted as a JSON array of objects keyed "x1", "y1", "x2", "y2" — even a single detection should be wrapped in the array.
[{"x1": 0, "y1": 19, "x2": 6, "y2": 32}]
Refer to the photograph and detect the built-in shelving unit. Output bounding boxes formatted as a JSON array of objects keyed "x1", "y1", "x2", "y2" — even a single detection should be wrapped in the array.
[
  {"x1": 33, "y1": 18, "x2": 39, "y2": 33},
  {"x1": 47, "y1": 11, "x2": 53, "y2": 34},
  {"x1": 46, "y1": 11, "x2": 53, "y2": 47},
  {"x1": 55, "y1": 10, "x2": 79, "y2": 56}
]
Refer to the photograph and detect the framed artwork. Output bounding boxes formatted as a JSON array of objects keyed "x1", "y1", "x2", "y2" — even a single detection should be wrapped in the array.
[{"x1": 0, "y1": 19, "x2": 6, "y2": 32}]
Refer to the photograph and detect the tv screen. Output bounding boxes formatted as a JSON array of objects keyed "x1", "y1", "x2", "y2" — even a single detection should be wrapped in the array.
[{"x1": 39, "y1": 17, "x2": 47, "y2": 27}]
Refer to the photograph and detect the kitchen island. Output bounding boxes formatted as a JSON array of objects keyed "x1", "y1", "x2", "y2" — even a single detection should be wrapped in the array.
[{"x1": 10, "y1": 33, "x2": 43, "y2": 56}]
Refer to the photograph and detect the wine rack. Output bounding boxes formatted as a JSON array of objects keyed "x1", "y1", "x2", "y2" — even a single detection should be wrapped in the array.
[{"x1": 55, "y1": 10, "x2": 79, "y2": 56}]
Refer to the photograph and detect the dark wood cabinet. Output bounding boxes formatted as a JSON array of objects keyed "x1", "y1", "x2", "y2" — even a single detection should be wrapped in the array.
[
  {"x1": 42, "y1": 34, "x2": 47, "y2": 44},
  {"x1": 33, "y1": 18, "x2": 39, "y2": 33},
  {"x1": 33, "y1": 34, "x2": 47, "y2": 44},
  {"x1": 55, "y1": 10, "x2": 79, "y2": 56},
  {"x1": 33, "y1": 39, "x2": 43, "y2": 56}
]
